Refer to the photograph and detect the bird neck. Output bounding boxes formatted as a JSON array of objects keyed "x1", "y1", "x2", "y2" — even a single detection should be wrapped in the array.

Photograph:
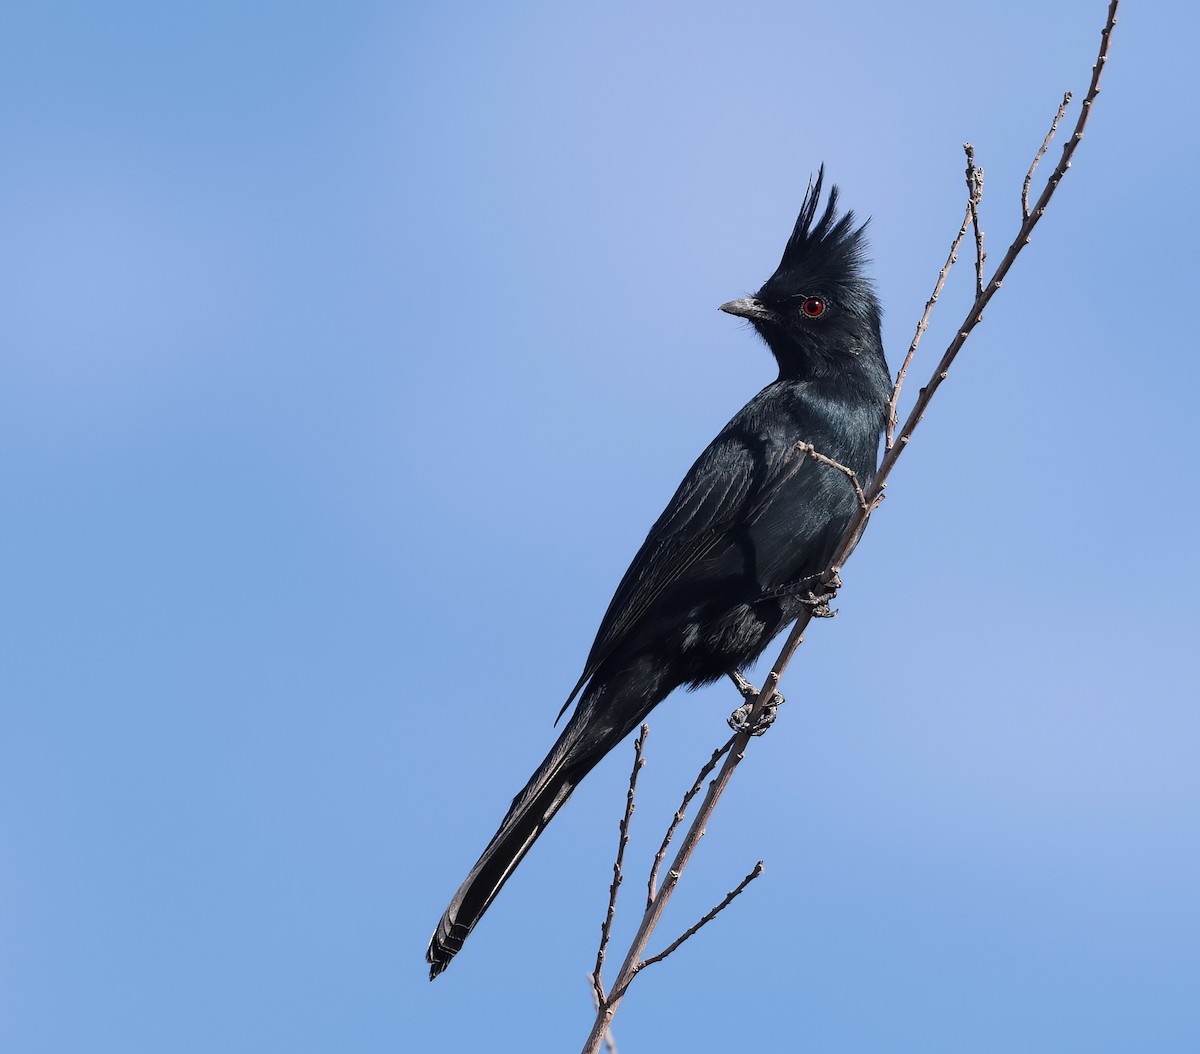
[{"x1": 772, "y1": 344, "x2": 891, "y2": 410}]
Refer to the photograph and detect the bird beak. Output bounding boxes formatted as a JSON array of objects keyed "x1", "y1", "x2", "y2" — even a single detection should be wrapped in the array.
[{"x1": 719, "y1": 297, "x2": 773, "y2": 321}]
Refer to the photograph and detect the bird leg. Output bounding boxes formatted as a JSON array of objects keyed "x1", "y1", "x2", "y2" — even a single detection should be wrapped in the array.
[{"x1": 726, "y1": 671, "x2": 785, "y2": 736}]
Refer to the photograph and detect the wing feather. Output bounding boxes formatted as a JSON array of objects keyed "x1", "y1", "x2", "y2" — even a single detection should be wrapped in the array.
[{"x1": 557, "y1": 436, "x2": 783, "y2": 720}]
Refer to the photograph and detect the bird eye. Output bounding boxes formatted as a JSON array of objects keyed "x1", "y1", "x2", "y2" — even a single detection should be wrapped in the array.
[{"x1": 800, "y1": 296, "x2": 826, "y2": 318}]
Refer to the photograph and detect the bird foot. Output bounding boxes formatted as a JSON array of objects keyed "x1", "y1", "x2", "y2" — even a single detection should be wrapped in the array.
[
  {"x1": 726, "y1": 672, "x2": 785, "y2": 736},
  {"x1": 761, "y1": 571, "x2": 841, "y2": 617}
]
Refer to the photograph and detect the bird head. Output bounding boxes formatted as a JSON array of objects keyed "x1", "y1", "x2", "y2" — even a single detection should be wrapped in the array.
[{"x1": 721, "y1": 168, "x2": 886, "y2": 387}]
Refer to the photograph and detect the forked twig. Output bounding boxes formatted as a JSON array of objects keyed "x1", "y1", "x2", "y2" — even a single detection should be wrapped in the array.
[
  {"x1": 586, "y1": 979, "x2": 620, "y2": 1054},
  {"x1": 882, "y1": 1, "x2": 1115, "y2": 468},
  {"x1": 1024, "y1": 92, "x2": 1073, "y2": 219},
  {"x1": 581, "y1": 671, "x2": 784, "y2": 1054},
  {"x1": 627, "y1": 862, "x2": 764, "y2": 985}
]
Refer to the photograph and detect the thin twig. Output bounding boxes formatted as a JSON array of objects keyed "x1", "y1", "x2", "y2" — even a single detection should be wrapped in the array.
[
  {"x1": 592, "y1": 726, "x2": 647, "y2": 1006},
  {"x1": 795, "y1": 442, "x2": 869, "y2": 509},
  {"x1": 629, "y1": 862, "x2": 764, "y2": 982},
  {"x1": 885, "y1": 197, "x2": 974, "y2": 449},
  {"x1": 646, "y1": 735, "x2": 735, "y2": 908},
  {"x1": 1023, "y1": 92, "x2": 1073, "y2": 219},
  {"x1": 965, "y1": 147, "x2": 986, "y2": 300}
]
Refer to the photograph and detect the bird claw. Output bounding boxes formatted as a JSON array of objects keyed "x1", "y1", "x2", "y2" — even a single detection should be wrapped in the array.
[
  {"x1": 726, "y1": 672, "x2": 785, "y2": 736},
  {"x1": 795, "y1": 570, "x2": 841, "y2": 618},
  {"x1": 805, "y1": 595, "x2": 838, "y2": 618}
]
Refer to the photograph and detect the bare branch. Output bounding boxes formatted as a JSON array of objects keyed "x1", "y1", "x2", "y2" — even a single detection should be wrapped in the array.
[
  {"x1": 1023, "y1": 92, "x2": 1073, "y2": 219},
  {"x1": 629, "y1": 862, "x2": 765, "y2": 982},
  {"x1": 646, "y1": 735, "x2": 735, "y2": 908},
  {"x1": 580, "y1": 5, "x2": 1119, "y2": 1050},
  {"x1": 592, "y1": 726, "x2": 647, "y2": 1006},
  {"x1": 584, "y1": 677, "x2": 783, "y2": 1054}
]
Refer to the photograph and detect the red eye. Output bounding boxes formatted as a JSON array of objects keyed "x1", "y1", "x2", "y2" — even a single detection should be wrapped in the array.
[{"x1": 801, "y1": 296, "x2": 826, "y2": 318}]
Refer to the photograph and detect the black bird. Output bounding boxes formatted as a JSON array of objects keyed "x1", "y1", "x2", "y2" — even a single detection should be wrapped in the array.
[{"x1": 427, "y1": 170, "x2": 891, "y2": 978}]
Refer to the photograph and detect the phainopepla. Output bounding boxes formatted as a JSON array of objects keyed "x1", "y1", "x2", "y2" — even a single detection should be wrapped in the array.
[{"x1": 427, "y1": 170, "x2": 891, "y2": 978}]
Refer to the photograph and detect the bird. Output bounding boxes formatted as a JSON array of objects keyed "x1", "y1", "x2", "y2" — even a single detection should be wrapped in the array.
[{"x1": 427, "y1": 169, "x2": 892, "y2": 979}]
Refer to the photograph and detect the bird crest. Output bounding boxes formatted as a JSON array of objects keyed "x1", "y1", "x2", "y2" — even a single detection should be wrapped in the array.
[{"x1": 768, "y1": 166, "x2": 870, "y2": 293}]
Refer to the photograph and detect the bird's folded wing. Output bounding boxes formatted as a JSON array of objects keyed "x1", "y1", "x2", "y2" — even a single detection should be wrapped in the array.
[{"x1": 558, "y1": 437, "x2": 803, "y2": 721}]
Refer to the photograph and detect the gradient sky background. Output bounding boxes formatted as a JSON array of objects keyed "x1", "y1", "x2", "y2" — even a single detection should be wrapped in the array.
[{"x1": 3, "y1": 2, "x2": 1198, "y2": 1051}]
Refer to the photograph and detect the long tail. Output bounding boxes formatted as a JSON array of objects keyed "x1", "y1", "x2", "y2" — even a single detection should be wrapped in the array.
[{"x1": 426, "y1": 684, "x2": 647, "y2": 978}]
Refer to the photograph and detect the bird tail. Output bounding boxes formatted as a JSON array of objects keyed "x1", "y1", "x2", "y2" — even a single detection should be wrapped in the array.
[{"x1": 426, "y1": 686, "x2": 643, "y2": 979}]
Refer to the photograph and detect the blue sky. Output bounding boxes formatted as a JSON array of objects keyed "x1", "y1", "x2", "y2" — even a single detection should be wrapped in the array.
[{"x1": 3, "y1": 2, "x2": 1197, "y2": 1051}]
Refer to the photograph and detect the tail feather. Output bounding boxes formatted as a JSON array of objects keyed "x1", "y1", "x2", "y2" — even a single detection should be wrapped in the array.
[
  {"x1": 426, "y1": 684, "x2": 650, "y2": 978},
  {"x1": 426, "y1": 759, "x2": 576, "y2": 978}
]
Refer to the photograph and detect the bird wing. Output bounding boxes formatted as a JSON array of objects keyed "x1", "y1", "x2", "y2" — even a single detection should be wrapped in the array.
[{"x1": 558, "y1": 434, "x2": 800, "y2": 721}]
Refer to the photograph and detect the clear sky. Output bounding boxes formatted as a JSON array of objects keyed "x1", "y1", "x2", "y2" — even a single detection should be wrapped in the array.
[{"x1": 3, "y1": 2, "x2": 1197, "y2": 1051}]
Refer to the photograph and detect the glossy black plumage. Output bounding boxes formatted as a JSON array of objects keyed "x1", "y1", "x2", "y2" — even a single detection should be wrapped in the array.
[{"x1": 427, "y1": 171, "x2": 892, "y2": 978}]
